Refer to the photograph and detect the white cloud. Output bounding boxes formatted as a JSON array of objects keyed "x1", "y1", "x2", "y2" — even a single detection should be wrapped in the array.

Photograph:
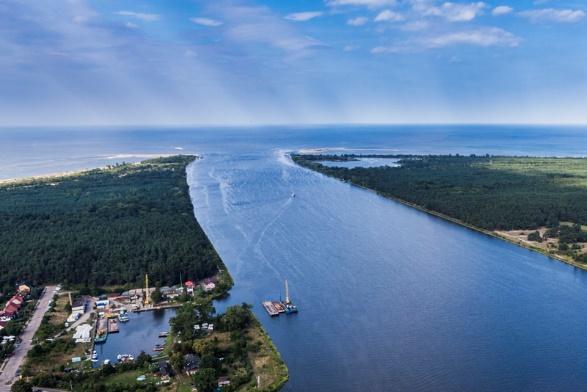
[
  {"x1": 420, "y1": 2, "x2": 487, "y2": 22},
  {"x1": 372, "y1": 26, "x2": 521, "y2": 53},
  {"x1": 423, "y1": 27, "x2": 521, "y2": 47},
  {"x1": 190, "y1": 17, "x2": 223, "y2": 27},
  {"x1": 400, "y1": 20, "x2": 429, "y2": 31},
  {"x1": 285, "y1": 12, "x2": 323, "y2": 22},
  {"x1": 347, "y1": 16, "x2": 369, "y2": 26},
  {"x1": 492, "y1": 5, "x2": 513, "y2": 16},
  {"x1": 220, "y1": 5, "x2": 322, "y2": 54},
  {"x1": 374, "y1": 10, "x2": 405, "y2": 22},
  {"x1": 519, "y1": 8, "x2": 585, "y2": 23},
  {"x1": 326, "y1": 0, "x2": 397, "y2": 9},
  {"x1": 115, "y1": 11, "x2": 160, "y2": 22}
]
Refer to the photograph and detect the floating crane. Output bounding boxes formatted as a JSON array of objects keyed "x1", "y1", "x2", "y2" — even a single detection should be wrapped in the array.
[
  {"x1": 283, "y1": 280, "x2": 298, "y2": 314},
  {"x1": 262, "y1": 279, "x2": 298, "y2": 316}
]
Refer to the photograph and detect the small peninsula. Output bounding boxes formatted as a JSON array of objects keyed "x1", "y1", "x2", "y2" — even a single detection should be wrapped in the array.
[
  {"x1": 292, "y1": 153, "x2": 587, "y2": 269},
  {"x1": 0, "y1": 156, "x2": 287, "y2": 392}
]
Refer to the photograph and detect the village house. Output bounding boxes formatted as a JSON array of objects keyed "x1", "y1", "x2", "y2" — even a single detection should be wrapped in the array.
[
  {"x1": 184, "y1": 280, "x2": 195, "y2": 295},
  {"x1": 183, "y1": 353, "x2": 200, "y2": 375},
  {"x1": 18, "y1": 284, "x2": 31, "y2": 295},
  {"x1": 218, "y1": 376, "x2": 231, "y2": 388}
]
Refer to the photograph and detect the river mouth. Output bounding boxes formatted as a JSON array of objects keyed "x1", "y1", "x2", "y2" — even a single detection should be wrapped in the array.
[{"x1": 5, "y1": 126, "x2": 587, "y2": 391}]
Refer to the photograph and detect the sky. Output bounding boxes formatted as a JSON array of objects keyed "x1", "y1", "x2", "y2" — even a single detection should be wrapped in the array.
[{"x1": 0, "y1": 0, "x2": 586, "y2": 126}]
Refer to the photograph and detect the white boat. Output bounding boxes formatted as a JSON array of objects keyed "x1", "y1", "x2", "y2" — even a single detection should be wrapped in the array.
[{"x1": 103, "y1": 359, "x2": 110, "y2": 365}]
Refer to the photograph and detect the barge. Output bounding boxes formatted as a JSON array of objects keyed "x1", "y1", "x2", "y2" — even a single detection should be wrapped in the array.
[
  {"x1": 263, "y1": 280, "x2": 299, "y2": 317},
  {"x1": 108, "y1": 319, "x2": 119, "y2": 333},
  {"x1": 94, "y1": 318, "x2": 108, "y2": 343}
]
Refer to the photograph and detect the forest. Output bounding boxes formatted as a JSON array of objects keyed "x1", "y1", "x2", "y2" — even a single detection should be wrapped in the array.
[
  {"x1": 292, "y1": 154, "x2": 587, "y2": 231},
  {"x1": 0, "y1": 156, "x2": 222, "y2": 291}
]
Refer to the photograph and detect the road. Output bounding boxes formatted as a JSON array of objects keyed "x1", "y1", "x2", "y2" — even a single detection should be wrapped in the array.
[
  {"x1": 0, "y1": 286, "x2": 56, "y2": 392},
  {"x1": 65, "y1": 297, "x2": 95, "y2": 333}
]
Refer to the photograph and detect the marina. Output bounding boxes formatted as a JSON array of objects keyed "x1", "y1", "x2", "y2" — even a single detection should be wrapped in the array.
[{"x1": 92, "y1": 307, "x2": 177, "y2": 367}]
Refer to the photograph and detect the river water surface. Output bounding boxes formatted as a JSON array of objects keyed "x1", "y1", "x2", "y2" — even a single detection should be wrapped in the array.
[{"x1": 3, "y1": 126, "x2": 587, "y2": 391}]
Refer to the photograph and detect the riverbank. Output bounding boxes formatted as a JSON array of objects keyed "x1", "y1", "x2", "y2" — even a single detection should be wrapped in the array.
[
  {"x1": 292, "y1": 153, "x2": 587, "y2": 272},
  {"x1": 1, "y1": 156, "x2": 288, "y2": 391}
]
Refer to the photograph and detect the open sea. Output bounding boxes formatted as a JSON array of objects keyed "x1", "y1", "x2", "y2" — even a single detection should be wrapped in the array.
[{"x1": 3, "y1": 125, "x2": 587, "y2": 391}]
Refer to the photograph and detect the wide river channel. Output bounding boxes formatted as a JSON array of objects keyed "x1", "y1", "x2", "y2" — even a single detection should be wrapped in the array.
[{"x1": 3, "y1": 126, "x2": 587, "y2": 391}]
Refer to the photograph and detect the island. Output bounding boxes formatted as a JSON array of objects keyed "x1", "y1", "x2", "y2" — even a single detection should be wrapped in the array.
[
  {"x1": 292, "y1": 153, "x2": 587, "y2": 269},
  {"x1": 0, "y1": 156, "x2": 287, "y2": 392}
]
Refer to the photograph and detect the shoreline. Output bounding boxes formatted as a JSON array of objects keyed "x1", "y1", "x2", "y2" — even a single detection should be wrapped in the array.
[
  {"x1": 0, "y1": 153, "x2": 177, "y2": 186},
  {"x1": 292, "y1": 159, "x2": 587, "y2": 273}
]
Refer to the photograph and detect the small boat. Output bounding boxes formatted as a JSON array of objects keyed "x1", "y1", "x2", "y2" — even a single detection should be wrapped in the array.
[
  {"x1": 94, "y1": 333, "x2": 107, "y2": 343},
  {"x1": 103, "y1": 359, "x2": 110, "y2": 365},
  {"x1": 291, "y1": 193, "x2": 296, "y2": 198},
  {"x1": 118, "y1": 312, "x2": 129, "y2": 322},
  {"x1": 117, "y1": 354, "x2": 134, "y2": 362},
  {"x1": 158, "y1": 331, "x2": 169, "y2": 338},
  {"x1": 152, "y1": 344, "x2": 165, "y2": 352}
]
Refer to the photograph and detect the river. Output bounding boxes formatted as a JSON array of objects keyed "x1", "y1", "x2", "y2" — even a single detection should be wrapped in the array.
[{"x1": 3, "y1": 126, "x2": 587, "y2": 390}]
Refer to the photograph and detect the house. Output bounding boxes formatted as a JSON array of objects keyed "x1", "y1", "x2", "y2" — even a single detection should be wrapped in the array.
[
  {"x1": 4, "y1": 304, "x2": 19, "y2": 318},
  {"x1": 183, "y1": 353, "x2": 200, "y2": 375},
  {"x1": 8, "y1": 296, "x2": 23, "y2": 307},
  {"x1": 218, "y1": 376, "x2": 231, "y2": 387},
  {"x1": 18, "y1": 284, "x2": 31, "y2": 295},
  {"x1": 184, "y1": 281, "x2": 195, "y2": 295},
  {"x1": 160, "y1": 286, "x2": 180, "y2": 299},
  {"x1": 203, "y1": 282, "x2": 216, "y2": 292},
  {"x1": 158, "y1": 361, "x2": 171, "y2": 377},
  {"x1": 95, "y1": 299, "x2": 109, "y2": 309}
]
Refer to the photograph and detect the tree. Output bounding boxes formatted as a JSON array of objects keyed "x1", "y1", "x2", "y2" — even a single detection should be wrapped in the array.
[
  {"x1": 169, "y1": 352, "x2": 184, "y2": 374},
  {"x1": 11, "y1": 380, "x2": 33, "y2": 392},
  {"x1": 192, "y1": 368, "x2": 217, "y2": 392},
  {"x1": 151, "y1": 287, "x2": 162, "y2": 304},
  {"x1": 136, "y1": 351, "x2": 152, "y2": 367},
  {"x1": 527, "y1": 231, "x2": 542, "y2": 242}
]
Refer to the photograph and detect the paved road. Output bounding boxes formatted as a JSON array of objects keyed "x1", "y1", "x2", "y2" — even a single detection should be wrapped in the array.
[{"x1": 0, "y1": 286, "x2": 56, "y2": 391}]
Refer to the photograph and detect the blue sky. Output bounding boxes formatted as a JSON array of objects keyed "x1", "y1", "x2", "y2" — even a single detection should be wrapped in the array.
[{"x1": 0, "y1": 0, "x2": 586, "y2": 125}]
